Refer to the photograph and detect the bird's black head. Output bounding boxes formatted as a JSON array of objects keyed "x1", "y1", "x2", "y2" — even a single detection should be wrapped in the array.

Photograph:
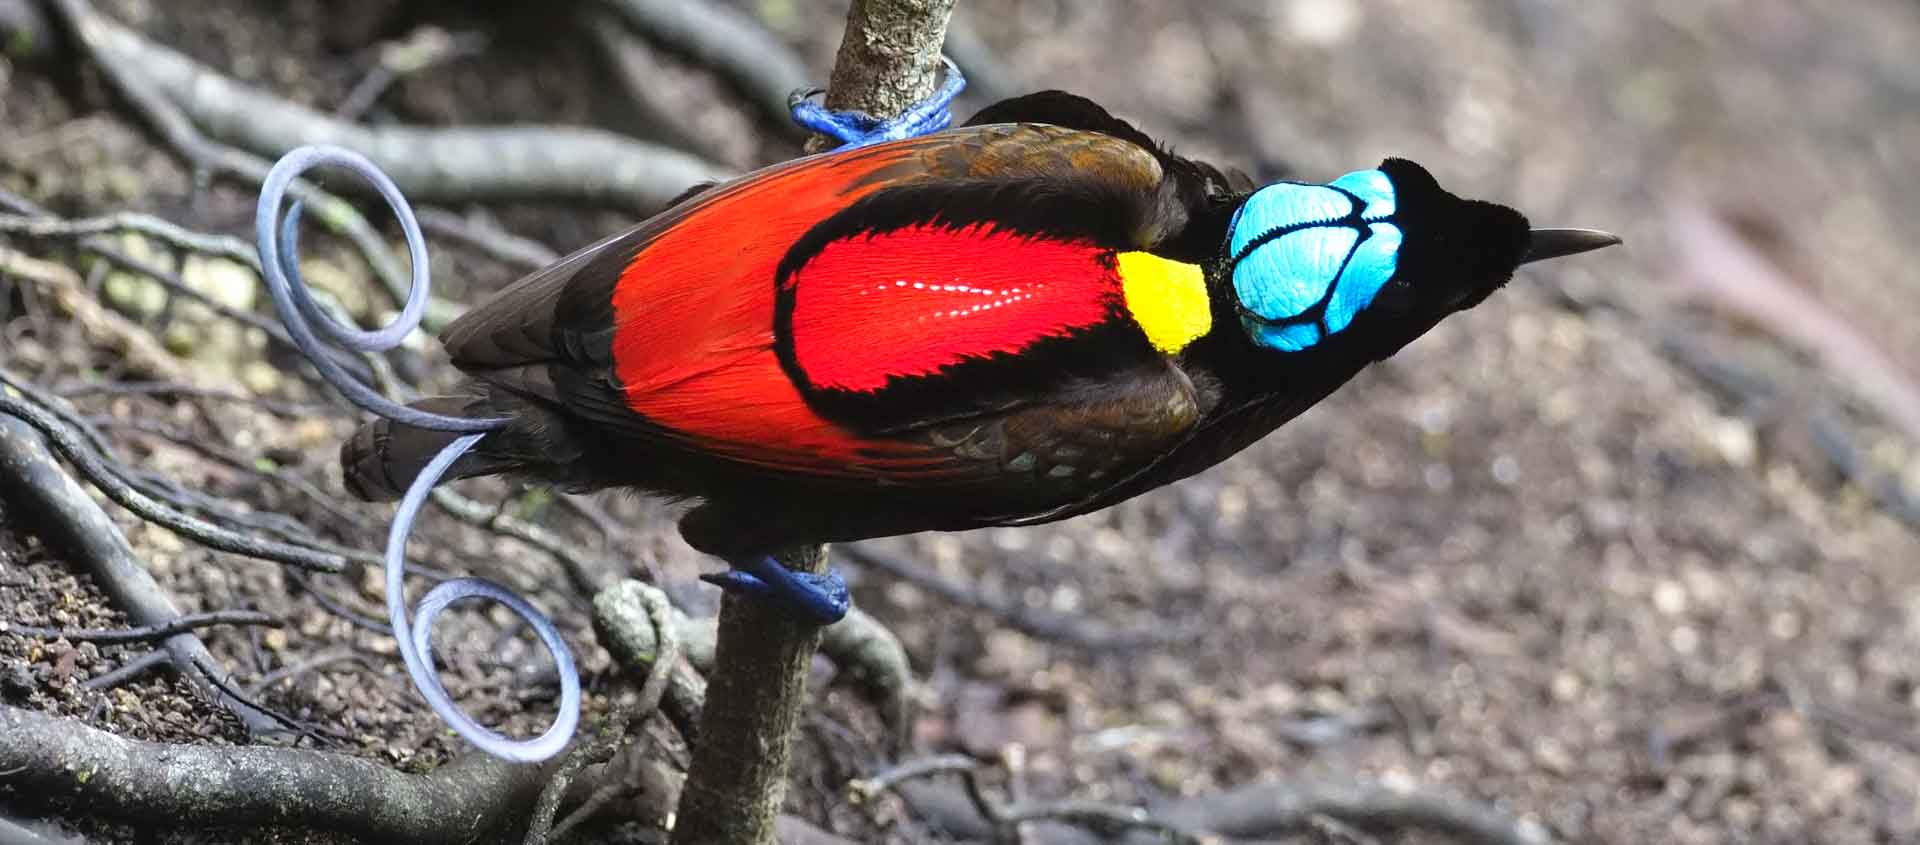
[{"x1": 1222, "y1": 158, "x2": 1617, "y2": 353}]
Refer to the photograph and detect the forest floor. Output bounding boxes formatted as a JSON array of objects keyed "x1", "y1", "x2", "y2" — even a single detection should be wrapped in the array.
[{"x1": 3, "y1": 1, "x2": 1920, "y2": 843}]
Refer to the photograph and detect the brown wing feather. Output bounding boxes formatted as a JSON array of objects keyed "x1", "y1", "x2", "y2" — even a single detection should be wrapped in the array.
[{"x1": 912, "y1": 357, "x2": 1201, "y2": 518}]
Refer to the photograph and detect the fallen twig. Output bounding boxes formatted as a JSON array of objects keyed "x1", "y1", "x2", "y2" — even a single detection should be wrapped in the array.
[
  {"x1": 0, "y1": 209, "x2": 264, "y2": 268},
  {"x1": 88, "y1": 413, "x2": 365, "y2": 530},
  {"x1": 188, "y1": 653, "x2": 353, "y2": 746},
  {"x1": 859, "y1": 754, "x2": 1205, "y2": 844},
  {"x1": 431, "y1": 487, "x2": 612, "y2": 598},
  {"x1": 415, "y1": 207, "x2": 558, "y2": 272},
  {"x1": 0, "y1": 190, "x2": 374, "y2": 382},
  {"x1": 0, "y1": 206, "x2": 433, "y2": 362},
  {"x1": 879, "y1": 755, "x2": 1548, "y2": 845},
  {"x1": 848, "y1": 753, "x2": 981, "y2": 803},
  {"x1": 244, "y1": 649, "x2": 374, "y2": 697},
  {"x1": 840, "y1": 544, "x2": 1178, "y2": 650},
  {"x1": 581, "y1": 11, "x2": 730, "y2": 158},
  {"x1": 335, "y1": 26, "x2": 489, "y2": 122},
  {"x1": 0, "y1": 413, "x2": 281, "y2": 735},
  {"x1": 0, "y1": 378, "x2": 347, "y2": 573},
  {"x1": 1669, "y1": 202, "x2": 1920, "y2": 444},
  {"x1": 999, "y1": 799, "x2": 1205, "y2": 844},
  {"x1": 1658, "y1": 331, "x2": 1920, "y2": 533},
  {"x1": 2, "y1": 609, "x2": 281, "y2": 644},
  {"x1": 6, "y1": 373, "x2": 390, "y2": 573},
  {"x1": 0, "y1": 246, "x2": 201, "y2": 388},
  {"x1": 78, "y1": 648, "x2": 171, "y2": 691},
  {"x1": 287, "y1": 572, "x2": 394, "y2": 636}
]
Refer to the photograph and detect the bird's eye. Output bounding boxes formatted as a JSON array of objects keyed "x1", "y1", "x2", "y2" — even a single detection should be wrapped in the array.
[{"x1": 1371, "y1": 276, "x2": 1417, "y2": 313}]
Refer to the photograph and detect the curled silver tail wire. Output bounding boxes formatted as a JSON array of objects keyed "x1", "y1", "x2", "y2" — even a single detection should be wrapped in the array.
[{"x1": 256, "y1": 145, "x2": 580, "y2": 762}]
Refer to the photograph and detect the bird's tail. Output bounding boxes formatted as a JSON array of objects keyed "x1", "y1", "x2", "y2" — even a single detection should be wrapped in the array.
[{"x1": 339, "y1": 396, "x2": 518, "y2": 501}]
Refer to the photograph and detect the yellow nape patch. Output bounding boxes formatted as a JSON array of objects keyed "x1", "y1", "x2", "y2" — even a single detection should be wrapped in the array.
[{"x1": 1116, "y1": 251, "x2": 1210, "y2": 353}]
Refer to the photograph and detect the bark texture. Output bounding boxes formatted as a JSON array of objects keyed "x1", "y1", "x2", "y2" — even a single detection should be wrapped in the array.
[
  {"x1": 806, "y1": 0, "x2": 959, "y2": 154},
  {"x1": 671, "y1": 544, "x2": 830, "y2": 844}
]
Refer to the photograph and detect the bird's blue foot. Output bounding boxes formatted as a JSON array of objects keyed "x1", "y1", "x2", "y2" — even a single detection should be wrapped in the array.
[
  {"x1": 790, "y1": 57, "x2": 966, "y2": 150},
  {"x1": 702, "y1": 555, "x2": 850, "y2": 625}
]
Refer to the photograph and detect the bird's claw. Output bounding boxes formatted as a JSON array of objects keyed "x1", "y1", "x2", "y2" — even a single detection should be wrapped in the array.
[
  {"x1": 789, "y1": 56, "x2": 966, "y2": 150},
  {"x1": 702, "y1": 555, "x2": 850, "y2": 625},
  {"x1": 787, "y1": 86, "x2": 828, "y2": 111}
]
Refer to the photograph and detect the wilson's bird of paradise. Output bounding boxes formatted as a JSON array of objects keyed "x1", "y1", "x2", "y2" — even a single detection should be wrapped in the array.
[{"x1": 341, "y1": 89, "x2": 1619, "y2": 624}]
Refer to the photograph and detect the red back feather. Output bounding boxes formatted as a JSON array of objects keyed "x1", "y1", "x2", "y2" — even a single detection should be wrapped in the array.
[{"x1": 787, "y1": 225, "x2": 1119, "y2": 392}]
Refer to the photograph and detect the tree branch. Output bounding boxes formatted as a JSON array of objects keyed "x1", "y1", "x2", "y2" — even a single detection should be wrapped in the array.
[
  {"x1": 672, "y1": 544, "x2": 833, "y2": 844},
  {"x1": 808, "y1": 0, "x2": 959, "y2": 154},
  {"x1": 672, "y1": 5, "x2": 952, "y2": 841}
]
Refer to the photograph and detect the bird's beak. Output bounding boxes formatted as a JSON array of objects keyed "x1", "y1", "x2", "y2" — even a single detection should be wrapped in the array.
[{"x1": 1521, "y1": 228, "x2": 1621, "y2": 264}]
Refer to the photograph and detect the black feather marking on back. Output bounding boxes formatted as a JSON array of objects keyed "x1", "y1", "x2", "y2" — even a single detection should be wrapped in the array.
[{"x1": 772, "y1": 176, "x2": 1164, "y2": 286}]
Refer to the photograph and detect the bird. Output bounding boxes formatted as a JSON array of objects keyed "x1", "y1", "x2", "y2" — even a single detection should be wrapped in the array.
[{"x1": 339, "y1": 87, "x2": 1618, "y2": 625}]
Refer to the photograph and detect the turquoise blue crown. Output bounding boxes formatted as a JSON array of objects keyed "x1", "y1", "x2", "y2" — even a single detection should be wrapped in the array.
[{"x1": 1226, "y1": 169, "x2": 1402, "y2": 352}]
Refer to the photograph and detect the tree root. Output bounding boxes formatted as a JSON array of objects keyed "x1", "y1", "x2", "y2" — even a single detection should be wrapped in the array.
[
  {"x1": 51, "y1": 0, "x2": 728, "y2": 214},
  {"x1": 1145, "y1": 777, "x2": 1550, "y2": 845},
  {"x1": 0, "y1": 704, "x2": 558, "y2": 843},
  {"x1": 596, "y1": 578, "x2": 916, "y2": 761},
  {"x1": 593, "y1": 580, "x2": 709, "y2": 743},
  {"x1": 818, "y1": 605, "x2": 915, "y2": 750},
  {"x1": 882, "y1": 757, "x2": 1551, "y2": 845},
  {"x1": 43, "y1": 0, "x2": 434, "y2": 324},
  {"x1": 596, "y1": 0, "x2": 811, "y2": 137},
  {"x1": 525, "y1": 581, "x2": 681, "y2": 844}
]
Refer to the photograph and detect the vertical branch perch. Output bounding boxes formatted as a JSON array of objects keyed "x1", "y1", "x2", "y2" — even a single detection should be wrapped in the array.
[
  {"x1": 804, "y1": 0, "x2": 959, "y2": 155},
  {"x1": 673, "y1": 544, "x2": 829, "y2": 844},
  {"x1": 672, "y1": 2, "x2": 954, "y2": 842}
]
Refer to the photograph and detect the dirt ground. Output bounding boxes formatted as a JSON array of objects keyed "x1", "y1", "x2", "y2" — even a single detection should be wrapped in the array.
[{"x1": 3, "y1": 1, "x2": 1919, "y2": 843}]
